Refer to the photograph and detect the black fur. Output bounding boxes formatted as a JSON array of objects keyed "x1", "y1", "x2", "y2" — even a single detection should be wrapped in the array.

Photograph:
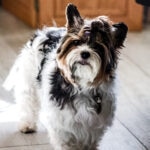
[
  {"x1": 40, "y1": 30, "x2": 62, "y2": 54},
  {"x1": 49, "y1": 68, "x2": 103, "y2": 113},
  {"x1": 66, "y1": 4, "x2": 84, "y2": 32},
  {"x1": 88, "y1": 21, "x2": 127, "y2": 75},
  {"x1": 37, "y1": 29, "x2": 64, "y2": 82},
  {"x1": 92, "y1": 93, "x2": 103, "y2": 114},
  {"x1": 112, "y1": 22, "x2": 128, "y2": 49},
  {"x1": 36, "y1": 57, "x2": 47, "y2": 82},
  {"x1": 49, "y1": 68, "x2": 76, "y2": 109},
  {"x1": 30, "y1": 34, "x2": 38, "y2": 46}
]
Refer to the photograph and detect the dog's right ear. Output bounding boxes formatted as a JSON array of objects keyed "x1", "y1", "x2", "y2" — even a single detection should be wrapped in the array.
[
  {"x1": 112, "y1": 22, "x2": 128, "y2": 49},
  {"x1": 66, "y1": 4, "x2": 84, "y2": 32}
]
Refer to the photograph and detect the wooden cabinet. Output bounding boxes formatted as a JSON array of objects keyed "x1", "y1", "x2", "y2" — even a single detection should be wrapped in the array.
[
  {"x1": 2, "y1": 0, "x2": 37, "y2": 28},
  {"x1": 2, "y1": 0, "x2": 143, "y2": 30}
]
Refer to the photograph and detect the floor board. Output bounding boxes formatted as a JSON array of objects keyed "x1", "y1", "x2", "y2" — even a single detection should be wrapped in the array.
[{"x1": 0, "y1": 144, "x2": 52, "y2": 150}]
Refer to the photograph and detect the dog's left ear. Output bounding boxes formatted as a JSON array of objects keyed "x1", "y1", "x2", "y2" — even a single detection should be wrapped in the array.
[
  {"x1": 112, "y1": 22, "x2": 128, "y2": 49},
  {"x1": 66, "y1": 3, "x2": 84, "y2": 32}
]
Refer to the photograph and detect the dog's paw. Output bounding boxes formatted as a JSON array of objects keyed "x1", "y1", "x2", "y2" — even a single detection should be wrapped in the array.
[{"x1": 19, "y1": 122, "x2": 37, "y2": 134}]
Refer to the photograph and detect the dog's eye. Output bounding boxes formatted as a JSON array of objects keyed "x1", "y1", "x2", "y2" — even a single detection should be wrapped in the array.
[{"x1": 72, "y1": 40, "x2": 82, "y2": 46}]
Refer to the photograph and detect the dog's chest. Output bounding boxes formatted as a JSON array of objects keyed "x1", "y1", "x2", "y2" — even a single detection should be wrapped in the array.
[
  {"x1": 41, "y1": 63, "x2": 116, "y2": 141},
  {"x1": 74, "y1": 91, "x2": 102, "y2": 115},
  {"x1": 72, "y1": 92, "x2": 106, "y2": 128},
  {"x1": 52, "y1": 93, "x2": 104, "y2": 129},
  {"x1": 48, "y1": 68, "x2": 102, "y2": 113}
]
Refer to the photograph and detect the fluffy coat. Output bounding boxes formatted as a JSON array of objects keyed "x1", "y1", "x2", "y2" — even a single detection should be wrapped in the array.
[{"x1": 3, "y1": 4, "x2": 128, "y2": 150}]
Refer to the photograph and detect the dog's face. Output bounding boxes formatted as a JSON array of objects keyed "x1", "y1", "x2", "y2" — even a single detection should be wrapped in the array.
[{"x1": 56, "y1": 4, "x2": 128, "y2": 88}]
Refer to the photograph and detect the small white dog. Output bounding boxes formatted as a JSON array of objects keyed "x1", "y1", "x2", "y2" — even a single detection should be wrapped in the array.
[{"x1": 4, "y1": 4, "x2": 128, "y2": 150}]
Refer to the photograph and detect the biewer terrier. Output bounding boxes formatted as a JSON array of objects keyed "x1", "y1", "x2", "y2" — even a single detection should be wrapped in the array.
[{"x1": 4, "y1": 4, "x2": 128, "y2": 150}]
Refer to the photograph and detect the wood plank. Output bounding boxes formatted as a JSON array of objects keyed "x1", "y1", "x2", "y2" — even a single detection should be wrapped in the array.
[
  {"x1": 0, "y1": 105, "x2": 146, "y2": 150},
  {"x1": 0, "y1": 104, "x2": 50, "y2": 148},
  {"x1": 100, "y1": 119, "x2": 146, "y2": 150},
  {"x1": 0, "y1": 144, "x2": 51, "y2": 150},
  {"x1": 123, "y1": 30, "x2": 150, "y2": 76},
  {"x1": 38, "y1": 0, "x2": 143, "y2": 30},
  {"x1": 119, "y1": 55, "x2": 150, "y2": 113},
  {"x1": 117, "y1": 56, "x2": 150, "y2": 149},
  {"x1": 0, "y1": 39, "x2": 17, "y2": 82},
  {"x1": 55, "y1": 0, "x2": 127, "y2": 17}
]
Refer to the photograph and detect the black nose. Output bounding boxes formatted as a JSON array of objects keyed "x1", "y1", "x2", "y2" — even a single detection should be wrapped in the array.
[{"x1": 81, "y1": 51, "x2": 90, "y2": 59}]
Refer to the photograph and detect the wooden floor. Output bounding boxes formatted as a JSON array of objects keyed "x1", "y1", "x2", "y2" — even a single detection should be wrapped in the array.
[{"x1": 0, "y1": 8, "x2": 150, "y2": 150}]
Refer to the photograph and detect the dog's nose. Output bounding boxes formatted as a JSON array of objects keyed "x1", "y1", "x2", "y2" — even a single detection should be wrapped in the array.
[{"x1": 81, "y1": 51, "x2": 90, "y2": 59}]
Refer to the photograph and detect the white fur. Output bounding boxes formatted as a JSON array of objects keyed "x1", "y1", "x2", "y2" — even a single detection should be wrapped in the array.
[
  {"x1": 66, "y1": 45, "x2": 101, "y2": 88},
  {"x1": 3, "y1": 27, "x2": 117, "y2": 150}
]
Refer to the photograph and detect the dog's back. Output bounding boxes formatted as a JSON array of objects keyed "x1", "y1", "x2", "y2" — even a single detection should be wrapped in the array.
[{"x1": 3, "y1": 27, "x2": 66, "y2": 91}]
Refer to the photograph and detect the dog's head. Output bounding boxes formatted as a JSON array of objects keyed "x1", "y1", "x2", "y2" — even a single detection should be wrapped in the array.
[{"x1": 56, "y1": 4, "x2": 128, "y2": 88}]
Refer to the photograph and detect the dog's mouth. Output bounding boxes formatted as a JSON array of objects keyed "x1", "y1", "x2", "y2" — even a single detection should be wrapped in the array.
[
  {"x1": 71, "y1": 60, "x2": 91, "y2": 73},
  {"x1": 76, "y1": 60, "x2": 93, "y2": 70},
  {"x1": 77, "y1": 60, "x2": 90, "y2": 66}
]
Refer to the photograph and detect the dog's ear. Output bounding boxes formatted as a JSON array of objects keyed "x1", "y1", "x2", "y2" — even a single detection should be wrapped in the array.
[
  {"x1": 112, "y1": 22, "x2": 128, "y2": 49},
  {"x1": 66, "y1": 3, "x2": 84, "y2": 32}
]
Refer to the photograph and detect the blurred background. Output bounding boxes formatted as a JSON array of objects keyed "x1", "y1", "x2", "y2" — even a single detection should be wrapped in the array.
[
  {"x1": 0, "y1": 0, "x2": 145, "y2": 30},
  {"x1": 0, "y1": 0, "x2": 150, "y2": 150}
]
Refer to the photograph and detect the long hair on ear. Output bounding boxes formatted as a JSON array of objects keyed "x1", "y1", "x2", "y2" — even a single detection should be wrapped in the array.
[
  {"x1": 112, "y1": 22, "x2": 128, "y2": 49},
  {"x1": 66, "y1": 3, "x2": 84, "y2": 32}
]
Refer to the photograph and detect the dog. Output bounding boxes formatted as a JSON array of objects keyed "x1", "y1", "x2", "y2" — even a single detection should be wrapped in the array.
[{"x1": 3, "y1": 4, "x2": 128, "y2": 150}]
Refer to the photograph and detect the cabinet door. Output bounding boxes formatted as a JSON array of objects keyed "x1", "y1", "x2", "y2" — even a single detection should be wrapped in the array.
[
  {"x1": 55, "y1": 0, "x2": 127, "y2": 18},
  {"x1": 2, "y1": 0, "x2": 37, "y2": 28},
  {"x1": 39, "y1": 0, "x2": 143, "y2": 30}
]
